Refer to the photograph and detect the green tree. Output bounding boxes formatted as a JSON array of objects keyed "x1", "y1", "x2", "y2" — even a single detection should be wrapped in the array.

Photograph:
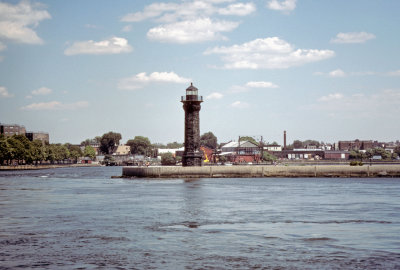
[
  {"x1": 127, "y1": 136, "x2": 151, "y2": 155},
  {"x1": 0, "y1": 137, "x2": 10, "y2": 165},
  {"x1": 166, "y1": 141, "x2": 184, "y2": 148},
  {"x1": 7, "y1": 136, "x2": 25, "y2": 164},
  {"x1": 47, "y1": 144, "x2": 69, "y2": 163},
  {"x1": 200, "y1": 132, "x2": 218, "y2": 149},
  {"x1": 373, "y1": 148, "x2": 391, "y2": 160},
  {"x1": 84, "y1": 145, "x2": 96, "y2": 160},
  {"x1": 31, "y1": 140, "x2": 46, "y2": 165},
  {"x1": 67, "y1": 144, "x2": 82, "y2": 163},
  {"x1": 152, "y1": 143, "x2": 166, "y2": 149},
  {"x1": 262, "y1": 152, "x2": 277, "y2": 162},
  {"x1": 303, "y1": 140, "x2": 320, "y2": 148},
  {"x1": 394, "y1": 146, "x2": 400, "y2": 156},
  {"x1": 161, "y1": 152, "x2": 176, "y2": 165},
  {"x1": 99, "y1": 132, "x2": 122, "y2": 154},
  {"x1": 14, "y1": 135, "x2": 34, "y2": 164},
  {"x1": 239, "y1": 136, "x2": 258, "y2": 145},
  {"x1": 292, "y1": 140, "x2": 303, "y2": 149},
  {"x1": 218, "y1": 155, "x2": 227, "y2": 164}
]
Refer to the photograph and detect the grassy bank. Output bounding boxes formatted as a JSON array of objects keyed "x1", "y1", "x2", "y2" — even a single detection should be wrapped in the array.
[{"x1": 0, "y1": 163, "x2": 101, "y2": 171}]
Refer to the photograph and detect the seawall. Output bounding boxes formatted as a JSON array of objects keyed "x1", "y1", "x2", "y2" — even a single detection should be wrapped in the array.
[{"x1": 122, "y1": 165, "x2": 400, "y2": 178}]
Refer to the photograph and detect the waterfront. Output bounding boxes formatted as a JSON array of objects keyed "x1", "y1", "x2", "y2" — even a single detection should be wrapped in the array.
[{"x1": 1, "y1": 167, "x2": 400, "y2": 269}]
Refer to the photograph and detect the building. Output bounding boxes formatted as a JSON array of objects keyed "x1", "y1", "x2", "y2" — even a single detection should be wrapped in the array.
[
  {"x1": 181, "y1": 83, "x2": 203, "y2": 166},
  {"x1": 220, "y1": 140, "x2": 261, "y2": 163},
  {"x1": 264, "y1": 144, "x2": 282, "y2": 152},
  {"x1": 114, "y1": 145, "x2": 131, "y2": 155},
  {"x1": 25, "y1": 132, "x2": 49, "y2": 143},
  {"x1": 221, "y1": 141, "x2": 260, "y2": 155},
  {"x1": 324, "y1": 151, "x2": 350, "y2": 160},
  {"x1": 157, "y1": 147, "x2": 184, "y2": 157},
  {"x1": 338, "y1": 140, "x2": 373, "y2": 151},
  {"x1": 0, "y1": 123, "x2": 26, "y2": 136}
]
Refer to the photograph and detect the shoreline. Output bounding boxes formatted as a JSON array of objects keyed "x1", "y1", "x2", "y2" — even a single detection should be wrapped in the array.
[
  {"x1": 0, "y1": 164, "x2": 101, "y2": 171},
  {"x1": 122, "y1": 164, "x2": 400, "y2": 178}
]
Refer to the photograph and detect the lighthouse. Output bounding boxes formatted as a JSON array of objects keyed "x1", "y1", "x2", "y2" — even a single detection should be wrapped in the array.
[{"x1": 181, "y1": 83, "x2": 203, "y2": 166}]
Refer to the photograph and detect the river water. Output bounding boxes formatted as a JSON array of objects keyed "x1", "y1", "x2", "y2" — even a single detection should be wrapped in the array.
[{"x1": 0, "y1": 167, "x2": 399, "y2": 269}]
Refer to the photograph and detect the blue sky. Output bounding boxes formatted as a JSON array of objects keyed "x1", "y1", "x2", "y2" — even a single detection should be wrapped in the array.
[{"x1": 0, "y1": 0, "x2": 399, "y2": 145}]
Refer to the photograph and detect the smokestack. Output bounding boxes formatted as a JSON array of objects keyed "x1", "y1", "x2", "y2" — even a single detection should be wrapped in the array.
[{"x1": 284, "y1": 130, "x2": 287, "y2": 150}]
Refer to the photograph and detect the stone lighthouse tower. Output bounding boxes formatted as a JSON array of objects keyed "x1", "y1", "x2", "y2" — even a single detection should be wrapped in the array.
[{"x1": 181, "y1": 83, "x2": 203, "y2": 166}]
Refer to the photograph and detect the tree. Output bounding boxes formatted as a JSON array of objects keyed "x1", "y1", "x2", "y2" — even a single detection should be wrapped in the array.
[
  {"x1": 263, "y1": 152, "x2": 277, "y2": 162},
  {"x1": 67, "y1": 144, "x2": 82, "y2": 163},
  {"x1": 200, "y1": 132, "x2": 218, "y2": 149},
  {"x1": 14, "y1": 135, "x2": 34, "y2": 164},
  {"x1": 303, "y1": 140, "x2": 320, "y2": 148},
  {"x1": 0, "y1": 137, "x2": 10, "y2": 165},
  {"x1": 239, "y1": 136, "x2": 258, "y2": 145},
  {"x1": 293, "y1": 140, "x2": 303, "y2": 149},
  {"x1": 218, "y1": 155, "x2": 227, "y2": 164},
  {"x1": 127, "y1": 136, "x2": 151, "y2": 155},
  {"x1": 349, "y1": 150, "x2": 366, "y2": 160},
  {"x1": 99, "y1": 132, "x2": 121, "y2": 154},
  {"x1": 166, "y1": 142, "x2": 184, "y2": 149},
  {"x1": 152, "y1": 143, "x2": 166, "y2": 149},
  {"x1": 31, "y1": 140, "x2": 46, "y2": 165},
  {"x1": 161, "y1": 152, "x2": 176, "y2": 165},
  {"x1": 6, "y1": 136, "x2": 25, "y2": 164},
  {"x1": 394, "y1": 146, "x2": 400, "y2": 156},
  {"x1": 84, "y1": 145, "x2": 96, "y2": 160}
]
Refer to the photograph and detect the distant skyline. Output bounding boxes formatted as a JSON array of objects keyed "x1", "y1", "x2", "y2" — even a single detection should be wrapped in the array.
[{"x1": 1, "y1": 0, "x2": 399, "y2": 145}]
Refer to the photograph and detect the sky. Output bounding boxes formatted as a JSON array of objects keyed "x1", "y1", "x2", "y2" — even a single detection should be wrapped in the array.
[{"x1": 0, "y1": 0, "x2": 399, "y2": 145}]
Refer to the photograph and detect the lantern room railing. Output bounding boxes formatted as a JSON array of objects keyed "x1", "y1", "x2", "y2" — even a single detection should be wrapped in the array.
[{"x1": 181, "y1": 95, "x2": 203, "y2": 102}]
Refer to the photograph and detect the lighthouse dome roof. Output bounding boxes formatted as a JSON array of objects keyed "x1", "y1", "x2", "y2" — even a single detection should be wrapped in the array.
[{"x1": 186, "y1": 83, "x2": 198, "y2": 92}]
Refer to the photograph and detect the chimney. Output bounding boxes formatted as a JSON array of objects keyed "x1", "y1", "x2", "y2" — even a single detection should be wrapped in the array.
[{"x1": 284, "y1": 130, "x2": 287, "y2": 150}]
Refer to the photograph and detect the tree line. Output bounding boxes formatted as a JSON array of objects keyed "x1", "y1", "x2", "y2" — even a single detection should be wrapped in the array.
[{"x1": 0, "y1": 134, "x2": 96, "y2": 165}]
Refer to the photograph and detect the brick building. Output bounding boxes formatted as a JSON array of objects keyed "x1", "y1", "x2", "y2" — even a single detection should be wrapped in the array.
[
  {"x1": 0, "y1": 123, "x2": 26, "y2": 136},
  {"x1": 25, "y1": 132, "x2": 49, "y2": 143}
]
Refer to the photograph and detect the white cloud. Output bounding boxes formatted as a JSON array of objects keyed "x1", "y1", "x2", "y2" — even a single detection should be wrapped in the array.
[
  {"x1": 204, "y1": 37, "x2": 335, "y2": 69},
  {"x1": 328, "y1": 69, "x2": 346, "y2": 78},
  {"x1": 0, "y1": 1, "x2": 51, "y2": 44},
  {"x1": 0, "y1": 86, "x2": 13, "y2": 98},
  {"x1": 229, "y1": 80, "x2": 279, "y2": 93},
  {"x1": 147, "y1": 18, "x2": 239, "y2": 43},
  {"x1": 218, "y1": 3, "x2": 256, "y2": 16},
  {"x1": 32, "y1": 86, "x2": 52, "y2": 95},
  {"x1": 25, "y1": 95, "x2": 32, "y2": 99},
  {"x1": 64, "y1": 37, "x2": 133, "y2": 55},
  {"x1": 246, "y1": 81, "x2": 278, "y2": 88},
  {"x1": 267, "y1": 0, "x2": 297, "y2": 13},
  {"x1": 121, "y1": 2, "x2": 180, "y2": 22},
  {"x1": 331, "y1": 32, "x2": 376, "y2": 44},
  {"x1": 121, "y1": 1, "x2": 255, "y2": 23},
  {"x1": 387, "y1": 70, "x2": 400, "y2": 76},
  {"x1": 318, "y1": 93, "x2": 344, "y2": 102},
  {"x1": 231, "y1": 101, "x2": 249, "y2": 108},
  {"x1": 206, "y1": 92, "x2": 224, "y2": 99},
  {"x1": 122, "y1": 1, "x2": 255, "y2": 44},
  {"x1": 21, "y1": 101, "x2": 89, "y2": 110},
  {"x1": 118, "y1": 71, "x2": 191, "y2": 90}
]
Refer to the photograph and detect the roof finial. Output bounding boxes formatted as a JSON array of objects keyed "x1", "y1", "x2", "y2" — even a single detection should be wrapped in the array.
[{"x1": 191, "y1": 82, "x2": 193, "y2": 86}]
